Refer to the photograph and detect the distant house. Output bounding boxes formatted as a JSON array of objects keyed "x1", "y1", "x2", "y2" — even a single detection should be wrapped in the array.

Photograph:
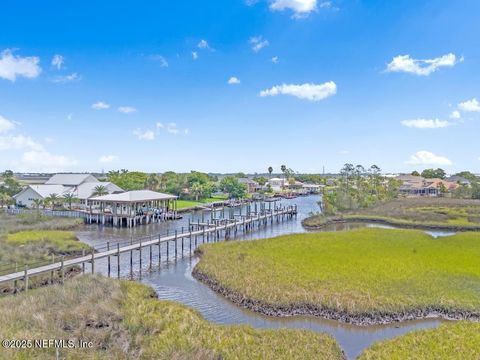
[
  {"x1": 238, "y1": 178, "x2": 260, "y2": 193},
  {"x1": 267, "y1": 178, "x2": 286, "y2": 191},
  {"x1": 13, "y1": 173, "x2": 123, "y2": 208},
  {"x1": 302, "y1": 183, "x2": 321, "y2": 194},
  {"x1": 445, "y1": 175, "x2": 471, "y2": 187},
  {"x1": 396, "y1": 175, "x2": 459, "y2": 197}
]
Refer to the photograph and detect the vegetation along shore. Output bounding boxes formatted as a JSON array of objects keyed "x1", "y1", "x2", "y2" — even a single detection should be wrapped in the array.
[
  {"x1": 193, "y1": 228, "x2": 480, "y2": 325},
  {"x1": 0, "y1": 275, "x2": 345, "y2": 360}
]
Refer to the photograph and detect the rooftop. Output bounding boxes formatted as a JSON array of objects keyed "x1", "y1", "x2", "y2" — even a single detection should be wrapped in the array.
[{"x1": 89, "y1": 190, "x2": 177, "y2": 203}]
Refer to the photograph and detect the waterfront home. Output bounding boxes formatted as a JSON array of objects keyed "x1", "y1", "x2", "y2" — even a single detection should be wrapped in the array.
[
  {"x1": 13, "y1": 173, "x2": 122, "y2": 208},
  {"x1": 267, "y1": 178, "x2": 286, "y2": 191},
  {"x1": 445, "y1": 175, "x2": 472, "y2": 187},
  {"x1": 396, "y1": 175, "x2": 459, "y2": 197},
  {"x1": 238, "y1": 178, "x2": 260, "y2": 193}
]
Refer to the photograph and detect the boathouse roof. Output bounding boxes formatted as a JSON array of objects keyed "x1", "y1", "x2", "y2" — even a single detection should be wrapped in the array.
[{"x1": 89, "y1": 190, "x2": 177, "y2": 203}]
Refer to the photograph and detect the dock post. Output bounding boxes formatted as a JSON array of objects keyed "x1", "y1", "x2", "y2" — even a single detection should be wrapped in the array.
[
  {"x1": 107, "y1": 242, "x2": 111, "y2": 278},
  {"x1": 203, "y1": 228, "x2": 206, "y2": 244},
  {"x1": 117, "y1": 243, "x2": 120, "y2": 279},
  {"x1": 181, "y1": 234, "x2": 184, "y2": 257},
  {"x1": 81, "y1": 250, "x2": 85, "y2": 274},
  {"x1": 189, "y1": 231, "x2": 192, "y2": 253},
  {"x1": 61, "y1": 256, "x2": 65, "y2": 284},
  {"x1": 51, "y1": 254, "x2": 55, "y2": 283},
  {"x1": 24, "y1": 265, "x2": 28, "y2": 292},
  {"x1": 214, "y1": 223, "x2": 218, "y2": 242},
  {"x1": 149, "y1": 245, "x2": 153, "y2": 270},
  {"x1": 139, "y1": 240, "x2": 142, "y2": 280},
  {"x1": 158, "y1": 235, "x2": 162, "y2": 268},
  {"x1": 175, "y1": 230, "x2": 178, "y2": 259},
  {"x1": 130, "y1": 247, "x2": 133, "y2": 279},
  {"x1": 91, "y1": 250, "x2": 95, "y2": 274}
]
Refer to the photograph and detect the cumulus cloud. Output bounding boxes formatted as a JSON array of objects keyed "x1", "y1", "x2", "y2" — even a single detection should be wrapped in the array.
[
  {"x1": 91, "y1": 101, "x2": 110, "y2": 110},
  {"x1": 150, "y1": 55, "x2": 168, "y2": 67},
  {"x1": 400, "y1": 118, "x2": 450, "y2": 129},
  {"x1": 270, "y1": 0, "x2": 318, "y2": 16},
  {"x1": 406, "y1": 150, "x2": 452, "y2": 166},
  {"x1": 51, "y1": 54, "x2": 64, "y2": 69},
  {"x1": 133, "y1": 129, "x2": 155, "y2": 141},
  {"x1": 198, "y1": 40, "x2": 210, "y2": 49},
  {"x1": 0, "y1": 49, "x2": 42, "y2": 82},
  {"x1": 118, "y1": 106, "x2": 137, "y2": 114},
  {"x1": 249, "y1": 36, "x2": 269, "y2": 52},
  {"x1": 19, "y1": 150, "x2": 78, "y2": 172},
  {"x1": 458, "y1": 98, "x2": 480, "y2": 112},
  {"x1": 0, "y1": 115, "x2": 15, "y2": 133},
  {"x1": 51, "y1": 72, "x2": 81, "y2": 83},
  {"x1": 0, "y1": 134, "x2": 44, "y2": 151},
  {"x1": 166, "y1": 123, "x2": 179, "y2": 135},
  {"x1": 386, "y1": 53, "x2": 462, "y2": 76},
  {"x1": 98, "y1": 155, "x2": 119, "y2": 163},
  {"x1": 271, "y1": 56, "x2": 279, "y2": 63},
  {"x1": 192, "y1": 51, "x2": 199, "y2": 60},
  {"x1": 450, "y1": 110, "x2": 461, "y2": 119},
  {"x1": 259, "y1": 81, "x2": 337, "y2": 101},
  {"x1": 228, "y1": 76, "x2": 240, "y2": 85},
  {"x1": 156, "y1": 121, "x2": 189, "y2": 135}
]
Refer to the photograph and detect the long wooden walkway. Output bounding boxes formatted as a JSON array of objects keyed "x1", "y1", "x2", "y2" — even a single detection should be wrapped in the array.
[{"x1": 0, "y1": 205, "x2": 297, "y2": 288}]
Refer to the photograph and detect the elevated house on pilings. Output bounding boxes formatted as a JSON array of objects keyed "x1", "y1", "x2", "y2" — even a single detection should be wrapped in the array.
[{"x1": 88, "y1": 190, "x2": 178, "y2": 227}]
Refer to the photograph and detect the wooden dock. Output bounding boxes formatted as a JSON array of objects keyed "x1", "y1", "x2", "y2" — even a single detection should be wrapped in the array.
[{"x1": 0, "y1": 205, "x2": 297, "y2": 290}]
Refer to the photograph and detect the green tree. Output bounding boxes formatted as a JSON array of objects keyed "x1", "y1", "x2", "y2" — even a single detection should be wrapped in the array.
[
  {"x1": 0, "y1": 170, "x2": 22, "y2": 196},
  {"x1": 268, "y1": 166, "x2": 273, "y2": 178},
  {"x1": 107, "y1": 170, "x2": 148, "y2": 190},
  {"x1": 411, "y1": 170, "x2": 420, "y2": 176},
  {"x1": 92, "y1": 185, "x2": 108, "y2": 197},
  {"x1": 421, "y1": 168, "x2": 446, "y2": 179},
  {"x1": 219, "y1": 176, "x2": 247, "y2": 199},
  {"x1": 46, "y1": 193, "x2": 60, "y2": 210},
  {"x1": 0, "y1": 192, "x2": 12, "y2": 208},
  {"x1": 63, "y1": 193, "x2": 79, "y2": 210}
]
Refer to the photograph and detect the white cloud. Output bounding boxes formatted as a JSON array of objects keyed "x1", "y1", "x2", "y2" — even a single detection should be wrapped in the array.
[
  {"x1": 19, "y1": 150, "x2": 78, "y2": 172},
  {"x1": 450, "y1": 110, "x2": 461, "y2": 119},
  {"x1": 192, "y1": 51, "x2": 199, "y2": 60},
  {"x1": 0, "y1": 49, "x2": 42, "y2": 82},
  {"x1": 118, "y1": 106, "x2": 137, "y2": 114},
  {"x1": 91, "y1": 101, "x2": 110, "y2": 110},
  {"x1": 0, "y1": 134, "x2": 44, "y2": 151},
  {"x1": 166, "y1": 122, "x2": 179, "y2": 135},
  {"x1": 249, "y1": 36, "x2": 269, "y2": 52},
  {"x1": 271, "y1": 56, "x2": 279, "y2": 63},
  {"x1": 406, "y1": 150, "x2": 452, "y2": 166},
  {"x1": 151, "y1": 55, "x2": 168, "y2": 67},
  {"x1": 156, "y1": 122, "x2": 164, "y2": 129},
  {"x1": 133, "y1": 129, "x2": 155, "y2": 141},
  {"x1": 184, "y1": 128, "x2": 190, "y2": 135},
  {"x1": 51, "y1": 72, "x2": 81, "y2": 83},
  {"x1": 0, "y1": 115, "x2": 15, "y2": 133},
  {"x1": 386, "y1": 53, "x2": 462, "y2": 76},
  {"x1": 228, "y1": 76, "x2": 240, "y2": 85},
  {"x1": 458, "y1": 98, "x2": 480, "y2": 112},
  {"x1": 270, "y1": 0, "x2": 318, "y2": 16},
  {"x1": 259, "y1": 81, "x2": 337, "y2": 101},
  {"x1": 400, "y1": 118, "x2": 450, "y2": 129},
  {"x1": 198, "y1": 40, "x2": 210, "y2": 49},
  {"x1": 51, "y1": 54, "x2": 64, "y2": 69},
  {"x1": 98, "y1": 155, "x2": 119, "y2": 163}
]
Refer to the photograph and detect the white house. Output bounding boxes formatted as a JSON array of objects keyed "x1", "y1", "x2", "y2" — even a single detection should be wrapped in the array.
[
  {"x1": 267, "y1": 178, "x2": 287, "y2": 191},
  {"x1": 13, "y1": 173, "x2": 123, "y2": 208}
]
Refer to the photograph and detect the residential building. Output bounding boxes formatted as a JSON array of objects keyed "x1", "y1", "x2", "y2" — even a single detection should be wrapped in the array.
[
  {"x1": 238, "y1": 178, "x2": 260, "y2": 193},
  {"x1": 396, "y1": 175, "x2": 459, "y2": 197}
]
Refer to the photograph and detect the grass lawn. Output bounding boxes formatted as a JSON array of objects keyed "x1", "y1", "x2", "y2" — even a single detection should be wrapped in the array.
[
  {"x1": 359, "y1": 321, "x2": 480, "y2": 360},
  {"x1": 176, "y1": 196, "x2": 228, "y2": 210},
  {"x1": 194, "y1": 228, "x2": 480, "y2": 322},
  {"x1": 0, "y1": 275, "x2": 344, "y2": 360},
  {"x1": 303, "y1": 197, "x2": 480, "y2": 230}
]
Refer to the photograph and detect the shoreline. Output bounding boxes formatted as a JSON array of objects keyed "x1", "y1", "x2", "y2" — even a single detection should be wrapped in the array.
[
  {"x1": 192, "y1": 266, "x2": 480, "y2": 326},
  {"x1": 302, "y1": 216, "x2": 480, "y2": 232}
]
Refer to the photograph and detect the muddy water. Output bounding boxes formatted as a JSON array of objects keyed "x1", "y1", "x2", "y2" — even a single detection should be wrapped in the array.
[{"x1": 76, "y1": 196, "x2": 447, "y2": 359}]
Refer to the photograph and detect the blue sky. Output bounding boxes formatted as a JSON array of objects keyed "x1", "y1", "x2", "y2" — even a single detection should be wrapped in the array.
[{"x1": 1, "y1": 0, "x2": 479, "y2": 174}]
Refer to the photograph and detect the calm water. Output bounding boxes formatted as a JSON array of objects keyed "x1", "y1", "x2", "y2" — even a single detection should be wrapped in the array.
[{"x1": 77, "y1": 196, "x2": 448, "y2": 359}]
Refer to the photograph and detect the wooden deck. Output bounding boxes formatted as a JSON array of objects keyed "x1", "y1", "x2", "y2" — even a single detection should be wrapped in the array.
[{"x1": 0, "y1": 205, "x2": 297, "y2": 287}]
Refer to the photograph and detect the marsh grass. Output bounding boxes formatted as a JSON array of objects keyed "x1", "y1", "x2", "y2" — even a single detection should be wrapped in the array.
[
  {"x1": 303, "y1": 198, "x2": 480, "y2": 230},
  {"x1": 0, "y1": 275, "x2": 344, "y2": 360},
  {"x1": 195, "y1": 228, "x2": 480, "y2": 319},
  {"x1": 359, "y1": 321, "x2": 480, "y2": 360}
]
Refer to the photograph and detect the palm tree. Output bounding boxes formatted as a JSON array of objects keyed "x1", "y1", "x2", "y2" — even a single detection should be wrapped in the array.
[
  {"x1": 32, "y1": 198, "x2": 43, "y2": 210},
  {"x1": 280, "y1": 165, "x2": 287, "y2": 179},
  {"x1": 268, "y1": 166, "x2": 273, "y2": 178},
  {"x1": 190, "y1": 182, "x2": 203, "y2": 201},
  {"x1": 92, "y1": 185, "x2": 109, "y2": 214},
  {"x1": 63, "y1": 193, "x2": 79, "y2": 210},
  {"x1": 92, "y1": 185, "x2": 108, "y2": 197},
  {"x1": 46, "y1": 193, "x2": 59, "y2": 210},
  {"x1": 145, "y1": 173, "x2": 160, "y2": 191}
]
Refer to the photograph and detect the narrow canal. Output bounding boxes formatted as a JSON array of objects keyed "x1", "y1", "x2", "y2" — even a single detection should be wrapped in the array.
[{"x1": 76, "y1": 196, "x2": 448, "y2": 359}]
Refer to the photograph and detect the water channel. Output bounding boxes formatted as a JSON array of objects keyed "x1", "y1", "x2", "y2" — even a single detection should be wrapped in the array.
[{"x1": 77, "y1": 195, "x2": 452, "y2": 359}]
